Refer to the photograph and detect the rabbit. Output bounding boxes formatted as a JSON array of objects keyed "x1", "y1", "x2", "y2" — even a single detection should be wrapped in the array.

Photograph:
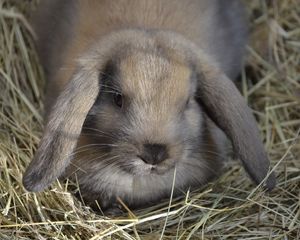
[{"x1": 23, "y1": 0, "x2": 276, "y2": 210}]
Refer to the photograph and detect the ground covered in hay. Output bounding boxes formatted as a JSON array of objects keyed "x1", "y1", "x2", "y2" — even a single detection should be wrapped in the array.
[{"x1": 0, "y1": 0, "x2": 299, "y2": 239}]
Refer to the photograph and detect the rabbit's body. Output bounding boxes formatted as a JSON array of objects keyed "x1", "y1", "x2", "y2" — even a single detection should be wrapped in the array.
[{"x1": 23, "y1": 0, "x2": 275, "y2": 210}]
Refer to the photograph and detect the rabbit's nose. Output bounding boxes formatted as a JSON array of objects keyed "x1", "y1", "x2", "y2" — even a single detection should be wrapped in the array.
[{"x1": 140, "y1": 143, "x2": 169, "y2": 165}]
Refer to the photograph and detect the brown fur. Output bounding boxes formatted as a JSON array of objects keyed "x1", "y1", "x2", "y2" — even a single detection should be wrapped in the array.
[{"x1": 23, "y1": 0, "x2": 275, "y2": 210}]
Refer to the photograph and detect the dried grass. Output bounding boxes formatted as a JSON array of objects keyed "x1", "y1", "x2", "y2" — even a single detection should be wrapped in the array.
[{"x1": 0, "y1": 0, "x2": 299, "y2": 239}]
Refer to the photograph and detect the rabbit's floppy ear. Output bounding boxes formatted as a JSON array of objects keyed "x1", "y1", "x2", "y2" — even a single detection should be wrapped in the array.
[
  {"x1": 22, "y1": 29, "x2": 146, "y2": 192},
  {"x1": 23, "y1": 69, "x2": 99, "y2": 192},
  {"x1": 157, "y1": 32, "x2": 276, "y2": 190},
  {"x1": 194, "y1": 62, "x2": 276, "y2": 190},
  {"x1": 157, "y1": 31, "x2": 275, "y2": 190}
]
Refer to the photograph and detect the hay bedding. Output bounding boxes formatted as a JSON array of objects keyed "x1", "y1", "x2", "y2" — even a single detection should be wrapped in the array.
[{"x1": 0, "y1": 0, "x2": 299, "y2": 239}]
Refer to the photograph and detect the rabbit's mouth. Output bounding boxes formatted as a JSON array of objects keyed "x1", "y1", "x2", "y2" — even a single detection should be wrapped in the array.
[{"x1": 120, "y1": 157, "x2": 178, "y2": 176}]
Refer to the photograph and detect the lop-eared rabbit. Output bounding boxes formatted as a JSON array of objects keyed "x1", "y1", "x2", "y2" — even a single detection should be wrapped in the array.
[{"x1": 23, "y1": 0, "x2": 275, "y2": 210}]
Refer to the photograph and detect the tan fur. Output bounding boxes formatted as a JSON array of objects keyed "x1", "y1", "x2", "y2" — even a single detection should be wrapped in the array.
[
  {"x1": 40, "y1": 0, "x2": 245, "y2": 106},
  {"x1": 23, "y1": 0, "x2": 275, "y2": 210}
]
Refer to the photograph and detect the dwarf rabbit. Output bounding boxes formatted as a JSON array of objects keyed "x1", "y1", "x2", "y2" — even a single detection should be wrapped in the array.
[{"x1": 23, "y1": 0, "x2": 276, "y2": 210}]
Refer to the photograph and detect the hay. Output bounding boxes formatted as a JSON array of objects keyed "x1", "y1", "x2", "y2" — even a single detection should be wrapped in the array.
[{"x1": 0, "y1": 0, "x2": 299, "y2": 239}]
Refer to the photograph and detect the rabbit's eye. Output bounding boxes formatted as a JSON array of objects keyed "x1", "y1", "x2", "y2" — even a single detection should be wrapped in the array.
[
  {"x1": 185, "y1": 97, "x2": 190, "y2": 107},
  {"x1": 113, "y1": 92, "x2": 123, "y2": 108}
]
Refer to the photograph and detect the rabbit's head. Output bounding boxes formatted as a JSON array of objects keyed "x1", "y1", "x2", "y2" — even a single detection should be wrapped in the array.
[{"x1": 23, "y1": 30, "x2": 275, "y2": 207}]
